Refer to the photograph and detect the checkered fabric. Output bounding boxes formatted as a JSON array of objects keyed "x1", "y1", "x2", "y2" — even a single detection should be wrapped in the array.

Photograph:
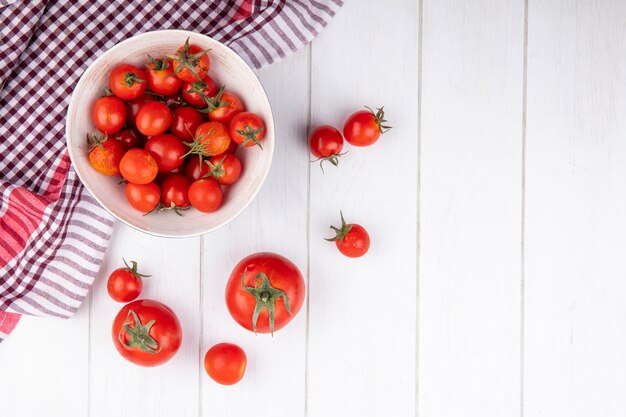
[{"x1": 0, "y1": 0, "x2": 343, "y2": 342}]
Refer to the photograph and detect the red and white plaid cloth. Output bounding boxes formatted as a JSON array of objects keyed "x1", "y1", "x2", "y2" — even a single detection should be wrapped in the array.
[{"x1": 0, "y1": 0, "x2": 342, "y2": 342}]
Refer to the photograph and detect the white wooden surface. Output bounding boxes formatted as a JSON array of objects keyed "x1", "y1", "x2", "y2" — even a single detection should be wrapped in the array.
[{"x1": 2, "y1": 1, "x2": 626, "y2": 416}]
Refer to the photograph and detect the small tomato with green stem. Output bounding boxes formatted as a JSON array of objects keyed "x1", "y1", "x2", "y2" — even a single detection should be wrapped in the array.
[
  {"x1": 343, "y1": 106, "x2": 391, "y2": 147},
  {"x1": 107, "y1": 259, "x2": 150, "y2": 302},
  {"x1": 164, "y1": 38, "x2": 210, "y2": 82},
  {"x1": 309, "y1": 125, "x2": 345, "y2": 171},
  {"x1": 229, "y1": 112, "x2": 265, "y2": 149},
  {"x1": 325, "y1": 211, "x2": 370, "y2": 258}
]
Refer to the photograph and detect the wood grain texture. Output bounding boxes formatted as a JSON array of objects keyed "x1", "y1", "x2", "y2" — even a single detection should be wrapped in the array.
[
  {"x1": 524, "y1": 1, "x2": 626, "y2": 416},
  {"x1": 88, "y1": 223, "x2": 201, "y2": 417},
  {"x1": 307, "y1": 0, "x2": 418, "y2": 415},
  {"x1": 418, "y1": 0, "x2": 524, "y2": 416},
  {"x1": 201, "y1": 48, "x2": 309, "y2": 416},
  {"x1": 0, "y1": 306, "x2": 89, "y2": 416}
]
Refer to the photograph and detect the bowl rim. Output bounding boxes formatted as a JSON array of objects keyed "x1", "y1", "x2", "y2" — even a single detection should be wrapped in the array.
[{"x1": 66, "y1": 29, "x2": 275, "y2": 239}]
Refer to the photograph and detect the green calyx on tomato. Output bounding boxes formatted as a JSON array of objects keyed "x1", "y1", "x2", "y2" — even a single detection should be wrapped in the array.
[
  {"x1": 198, "y1": 86, "x2": 228, "y2": 114},
  {"x1": 365, "y1": 106, "x2": 392, "y2": 134},
  {"x1": 241, "y1": 270, "x2": 292, "y2": 335},
  {"x1": 118, "y1": 310, "x2": 161, "y2": 354},
  {"x1": 235, "y1": 125, "x2": 264, "y2": 149},
  {"x1": 201, "y1": 156, "x2": 226, "y2": 184},
  {"x1": 164, "y1": 37, "x2": 210, "y2": 82},
  {"x1": 147, "y1": 54, "x2": 169, "y2": 71},
  {"x1": 122, "y1": 258, "x2": 151, "y2": 280},
  {"x1": 86, "y1": 132, "x2": 108, "y2": 151},
  {"x1": 122, "y1": 72, "x2": 145, "y2": 88},
  {"x1": 324, "y1": 210, "x2": 353, "y2": 243}
]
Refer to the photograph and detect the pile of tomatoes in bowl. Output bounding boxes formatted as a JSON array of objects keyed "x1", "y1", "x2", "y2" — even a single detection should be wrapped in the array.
[{"x1": 87, "y1": 38, "x2": 266, "y2": 215}]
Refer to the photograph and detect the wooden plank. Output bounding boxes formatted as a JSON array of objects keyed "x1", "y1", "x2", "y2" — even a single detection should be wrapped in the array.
[
  {"x1": 201, "y1": 48, "x2": 309, "y2": 416},
  {"x1": 89, "y1": 222, "x2": 201, "y2": 417},
  {"x1": 307, "y1": 0, "x2": 418, "y2": 415},
  {"x1": 524, "y1": 1, "x2": 626, "y2": 416},
  {"x1": 0, "y1": 306, "x2": 89, "y2": 416},
  {"x1": 419, "y1": 0, "x2": 524, "y2": 416}
]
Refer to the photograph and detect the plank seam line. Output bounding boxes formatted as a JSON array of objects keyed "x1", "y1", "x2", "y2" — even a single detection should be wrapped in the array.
[
  {"x1": 520, "y1": 1, "x2": 529, "y2": 416},
  {"x1": 415, "y1": 0, "x2": 423, "y2": 416}
]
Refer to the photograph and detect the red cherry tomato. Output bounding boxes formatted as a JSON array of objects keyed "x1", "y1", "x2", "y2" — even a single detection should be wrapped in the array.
[
  {"x1": 92, "y1": 96, "x2": 126, "y2": 135},
  {"x1": 107, "y1": 259, "x2": 148, "y2": 302},
  {"x1": 145, "y1": 56, "x2": 182, "y2": 96},
  {"x1": 204, "y1": 343, "x2": 247, "y2": 385},
  {"x1": 207, "y1": 154, "x2": 242, "y2": 185},
  {"x1": 309, "y1": 125, "x2": 344, "y2": 170},
  {"x1": 205, "y1": 89, "x2": 244, "y2": 124},
  {"x1": 111, "y1": 128, "x2": 141, "y2": 149},
  {"x1": 136, "y1": 101, "x2": 172, "y2": 137},
  {"x1": 144, "y1": 134, "x2": 185, "y2": 172},
  {"x1": 109, "y1": 64, "x2": 147, "y2": 101},
  {"x1": 343, "y1": 106, "x2": 391, "y2": 147},
  {"x1": 167, "y1": 38, "x2": 210, "y2": 82},
  {"x1": 169, "y1": 106, "x2": 204, "y2": 141},
  {"x1": 160, "y1": 174, "x2": 191, "y2": 210},
  {"x1": 188, "y1": 178, "x2": 223, "y2": 212},
  {"x1": 125, "y1": 93, "x2": 155, "y2": 127},
  {"x1": 229, "y1": 112, "x2": 265, "y2": 148},
  {"x1": 164, "y1": 91, "x2": 186, "y2": 109},
  {"x1": 326, "y1": 211, "x2": 370, "y2": 258},
  {"x1": 126, "y1": 182, "x2": 160, "y2": 212},
  {"x1": 87, "y1": 134, "x2": 125, "y2": 176},
  {"x1": 181, "y1": 75, "x2": 217, "y2": 107},
  {"x1": 225, "y1": 252, "x2": 306, "y2": 334},
  {"x1": 186, "y1": 121, "x2": 231, "y2": 157},
  {"x1": 112, "y1": 299, "x2": 182, "y2": 367},
  {"x1": 119, "y1": 148, "x2": 158, "y2": 185}
]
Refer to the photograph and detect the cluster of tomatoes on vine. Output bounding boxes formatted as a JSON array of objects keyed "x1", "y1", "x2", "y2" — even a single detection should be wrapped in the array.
[
  {"x1": 88, "y1": 38, "x2": 266, "y2": 214},
  {"x1": 107, "y1": 252, "x2": 304, "y2": 386},
  {"x1": 310, "y1": 106, "x2": 391, "y2": 258}
]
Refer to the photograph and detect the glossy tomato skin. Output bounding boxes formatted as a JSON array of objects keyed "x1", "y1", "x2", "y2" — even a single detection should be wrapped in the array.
[
  {"x1": 172, "y1": 44, "x2": 210, "y2": 82},
  {"x1": 112, "y1": 299, "x2": 182, "y2": 367},
  {"x1": 336, "y1": 224, "x2": 370, "y2": 258},
  {"x1": 125, "y1": 93, "x2": 154, "y2": 127},
  {"x1": 136, "y1": 101, "x2": 172, "y2": 137},
  {"x1": 193, "y1": 121, "x2": 231, "y2": 156},
  {"x1": 208, "y1": 91, "x2": 244, "y2": 124},
  {"x1": 182, "y1": 75, "x2": 217, "y2": 107},
  {"x1": 160, "y1": 174, "x2": 190, "y2": 208},
  {"x1": 309, "y1": 125, "x2": 343, "y2": 158},
  {"x1": 119, "y1": 148, "x2": 158, "y2": 185},
  {"x1": 92, "y1": 96, "x2": 126, "y2": 134},
  {"x1": 209, "y1": 153, "x2": 242, "y2": 185},
  {"x1": 107, "y1": 267, "x2": 143, "y2": 303},
  {"x1": 109, "y1": 64, "x2": 147, "y2": 100},
  {"x1": 88, "y1": 138, "x2": 125, "y2": 176},
  {"x1": 185, "y1": 157, "x2": 210, "y2": 182},
  {"x1": 204, "y1": 343, "x2": 247, "y2": 385},
  {"x1": 169, "y1": 107, "x2": 204, "y2": 141},
  {"x1": 343, "y1": 109, "x2": 384, "y2": 147},
  {"x1": 225, "y1": 252, "x2": 306, "y2": 334},
  {"x1": 146, "y1": 59, "x2": 182, "y2": 96},
  {"x1": 125, "y1": 182, "x2": 160, "y2": 212},
  {"x1": 144, "y1": 134, "x2": 185, "y2": 172},
  {"x1": 112, "y1": 128, "x2": 141, "y2": 149},
  {"x1": 229, "y1": 112, "x2": 265, "y2": 148},
  {"x1": 188, "y1": 178, "x2": 222, "y2": 212}
]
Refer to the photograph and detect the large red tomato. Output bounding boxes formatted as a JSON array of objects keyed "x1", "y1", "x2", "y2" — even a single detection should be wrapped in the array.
[
  {"x1": 225, "y1": 253, "x2": 305, "y2": 334},
  {"x1": 112, "y1": 299, "x2": 182, "y2": 367}
]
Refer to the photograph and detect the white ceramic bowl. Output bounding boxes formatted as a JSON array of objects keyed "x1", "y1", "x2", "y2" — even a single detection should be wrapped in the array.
[{"x1": 66, "y1": 30, "x2": 274, "y2": 238}]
